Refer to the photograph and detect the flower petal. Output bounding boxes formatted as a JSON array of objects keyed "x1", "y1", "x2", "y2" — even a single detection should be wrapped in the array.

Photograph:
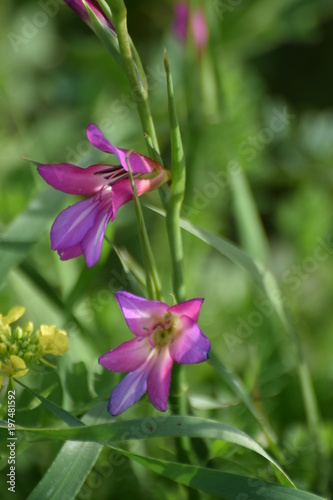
[
  {"x1": 110, "y1": 179, "x2": 134, "y2": 217},
  {"x1": 50, "y1": 196, "x2": 100, "y2": 251},
  {"x1": 173, "y1": 3, "x2": 189, "y2": 42},
  {"x1": 168, "y1": 298, "x2": 204, "y2": 323},
  {"x1": 169, "y1": 316, "x2": 210, "y2": 364},
  {"x1": 99, "y1": 337, "x2": 151, "y2": 373},
  {"x1": 86, "y1": 123, "x2": 162, "y2": 174},
  {"x1": 58, "y1": 243, "x2": 83, "y2": 261},
  {"x1": 81, "y1": 206, "x2": 112, "y2": 267},
  {"x1": 64, "y1": 0, "x2": 116, "y2": 33},
  {"x1": 37, "y1": 163, "x2": 106, "y2": 195},
  {"x1": 108, "y1": 362, "x2": 149, "y2": 416},
  {"x1": 115, "y1": 291, "x2": 168, "y2": 337},
  {"x1": 147, "y1": 347, "x2": 173, "y2": 411}
]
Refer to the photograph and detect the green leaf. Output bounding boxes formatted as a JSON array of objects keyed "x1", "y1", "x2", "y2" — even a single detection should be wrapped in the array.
[
  {"x1": 27, "y1": 440, "x2": 102, "y2": 500},
  {"x1": 0, "y1": 188, "x2": 66, "y2": 283},
  {"x1": 230, "y1": 167, "x2": 269, "y2": 265},
  {"x1": 27, "y1": 404, "x2": 108, "y2": 500},
  {"x1": 10, "y1": 415, "x2": 292, "y2": 485},
  {"x1": 126, "y1": 454, "x2": 325, "y2": 500},
  {"x1": 16, "y1": 380, "x2": 83, "y2": 428},
  {"x1": 112, "y1": 244, "x2": 146, "y2": 296},
  {"x1": 145, "y1": 205, "x2": 265, "y2": 287}
]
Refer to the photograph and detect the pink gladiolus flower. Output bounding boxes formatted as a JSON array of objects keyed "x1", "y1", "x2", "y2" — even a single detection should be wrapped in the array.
[
  {"x1": 173, "y1": 2, "x2": 189, "y2": 42},
  {"x1": 173, "y1": 3, "x2": 208, "y2": 51},
  {"x1": 191, "y1": 9, "x2": 208, "y2": 50},
  {"x1": 99, "y1": 291, "x2": 210, "y2": 415},
  {"x1": 37, "y1": 124, "x2": 170, "y2": 268},
  {"x1": 64, "y1": 0, "x2": 116, "y2": 34}
]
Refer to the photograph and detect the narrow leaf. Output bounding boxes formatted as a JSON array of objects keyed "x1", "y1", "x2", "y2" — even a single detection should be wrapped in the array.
[
  {"x1": 12, "y1": 415, "x2": 292, "y2": 485},
  {"x1": 127, "y1": 454, "x2": 325, "y2": 500}
]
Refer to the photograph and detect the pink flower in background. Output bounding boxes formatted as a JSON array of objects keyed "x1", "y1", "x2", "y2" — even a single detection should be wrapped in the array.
[
  {"x1": 37, "y1": 124, "x2": 170, "y2": 268},
  {"x1": 99, "y1": 291, "x2": 210, "y2": 415},
  {"x1": 173, "y1": 2, "x2": 189, "y2": 42},
  {"x1": 173, "y1": 3, "x2": 208, "y2": 52},
  {"x1": 191, "y1": 9, "x2": 208, "y2": 50},
  {"x1": 64, "y1": 0, "x2": 116, "y2": 34}
]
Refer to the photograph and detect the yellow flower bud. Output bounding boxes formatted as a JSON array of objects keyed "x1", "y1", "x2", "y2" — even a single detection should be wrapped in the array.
[
  {"x1": 23, "y1": 352, "x2": 34, "y2": 362},
  {"x1": 0, "y1": 343, "x2": 7, "y2": 355},
  {"x1": 9, "y1": 344, "x2": 18, "y2": 355},
  {"x1": 23, "y1": 321, "x2": 34, "y2": 335},
  {"x1": 37, "y1": 325, "x2": 69, "y2": 356},
  {"x1": 13, "y1": 327, "x2": 23, "y2": 340}
]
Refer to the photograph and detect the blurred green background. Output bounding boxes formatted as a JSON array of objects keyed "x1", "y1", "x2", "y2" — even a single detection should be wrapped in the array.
[{"x1": 1, "y1": 0, "x2": 333, "y2": 498}]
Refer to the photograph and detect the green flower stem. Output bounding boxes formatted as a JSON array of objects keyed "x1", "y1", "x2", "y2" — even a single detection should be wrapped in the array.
[
  {"x1": 109, "y1": 0, "x2": 160, "y2": 163},
  {"x1": 126, "y1": 154, "x2": 161, "y2": 301},
  {"x1": 164, "y1": 50, "x2": 186, "y2": 304},
  {"x1": 109, "y1": 3, "x2": 196, "y2": 482}
]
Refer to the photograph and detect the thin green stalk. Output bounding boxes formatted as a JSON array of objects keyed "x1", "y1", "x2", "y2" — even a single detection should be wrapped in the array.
[
  {"x1": 164, "y1": 50, "x2": 186, "y2": 303},
  {"x1": 109, "y1": 4, "x2": 198, "y2": 486},
  {"x1": 109, "y1": 0, "x2": 160, "y2": 163},
  {"x1": 126, "y1": 153, "x2": 161, "y2": 300}
]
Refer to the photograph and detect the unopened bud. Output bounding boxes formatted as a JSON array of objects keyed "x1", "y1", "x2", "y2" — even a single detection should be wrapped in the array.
[
  {"x1": 1, "y1": 326, "x2": 11, "y2": 338},
  {"x1": 13, "y1": 327, "x2": 23, "y2": 340},
  {"x1": 0, "y1": 343, "x2": 7, "y2": 355},
  {"x1": 23, "y1": 321, "x2": 34, "y2": 335},
  {"x1": 9, "y1": 344, "x2": 18, "y2": 355},
  {"x1": 23, "y1": 352, "x2": 34, "y2": 362}
]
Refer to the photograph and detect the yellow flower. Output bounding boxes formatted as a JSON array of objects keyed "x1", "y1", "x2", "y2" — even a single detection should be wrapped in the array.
[
  {"x1": 36, "y1": 325, "x2": 69, "y2": 356},
  {"x1": 0, "y1": 355, "x2": 28, "y2": 388},
  {"x1": 0, "y1": 306, "x2": 25, "y2": 328}
]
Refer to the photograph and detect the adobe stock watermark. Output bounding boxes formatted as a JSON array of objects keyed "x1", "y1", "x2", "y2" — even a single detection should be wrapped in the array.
[
  {"x1": 213, "y1": 0, "x2": 244, "y2": 22},
  {"x1": 235, "y1": 436, "x2": 307, "y2": 499},
  {"x1": 63, "y1": 264, "x2": 140, "y2": 340},
  {"x1": 7, "y1": 0, "x2": 63, "y2": 54},
  {"x1": 182, "y1": 160, "x2": 241, "y2": 218},
  {"x1": 224, "y1": 233, "x2": 333, "y2": 352},
  {"x1": 64, "y1": 63, "x2": 166, "y2": 164},
  {"x1": 77, "y1": 408, "x2": 171, "y2": 499},
  {"x1": 181, "y1": 106, "x2": 295, "y2": 218},
  {"x1": 238, "y1": 107, "x2": 296, "y2": 163}
]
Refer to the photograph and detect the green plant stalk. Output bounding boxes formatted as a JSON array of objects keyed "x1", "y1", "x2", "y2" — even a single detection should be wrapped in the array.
[
  {"x1": 126, "y1": 154, "x2": 161, "y2": 300},
  {"x1": 164, "y1": 50, "x2": 197, "y2": 472},
  {"x1": 109, "y1": 2, "x2": 197, "y2": 481},
  {"x1": 164, "y1": 50, "x2": 186, "y2": 304},
  {"x1": 109, "y1": 0, "x2": 160, "y2": 163}
]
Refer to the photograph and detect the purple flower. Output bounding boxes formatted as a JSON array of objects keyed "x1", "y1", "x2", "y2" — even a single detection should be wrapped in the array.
[
  {"x1": 173, "y1": 2, "x2": 189, "y2": 42},
  {"x1": 191, "y1": 9, "x2": 208, "y2": 50},
  {"x1": 99, "y1": 291, "x2": 210, "y2": 415},
  {"x1": 64, "y1": 0, "x2": 116, "y2": 34},
  {"x1": 37, "y1": 124, "x2": 170, "y2": 268},
  {"x1": 172, "y1": 3, "x2": 208, "y2": 51}
]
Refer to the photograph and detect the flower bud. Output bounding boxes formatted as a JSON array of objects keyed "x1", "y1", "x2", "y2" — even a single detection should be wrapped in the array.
[
  {"x1": 9, "y1": 344, "x2": 18, "y2": 355},
  {"x1": 0, "y1": 343, "x2": 7, "y2": 355},
  {"x1": 23, "y1": 321, "x2": 34, "y2": 335},
  {"x1": 23, "y1": 352, "x2": 34, "y2": 362},
  {"x1": 13, "y1": 327, "x2": 23, "y2": 340}
]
